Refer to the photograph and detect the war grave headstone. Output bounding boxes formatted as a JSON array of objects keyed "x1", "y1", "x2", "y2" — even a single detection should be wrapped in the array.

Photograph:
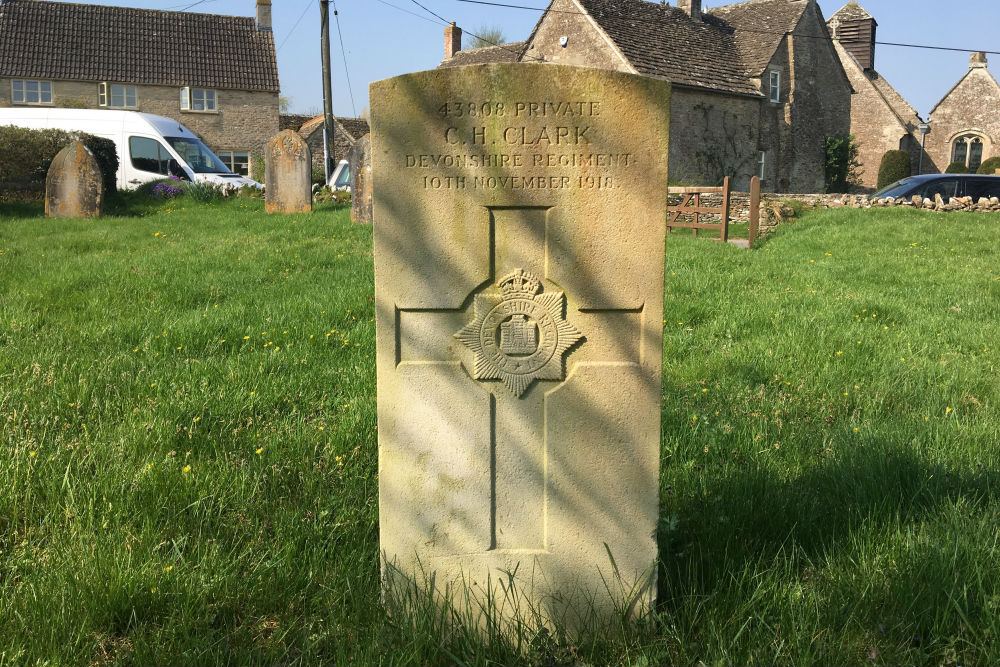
[
  {"x1": 45, "y1": 141, "x2": 103, "y2": 218},
  {"x1": 349, "y1": 134, "x2": 372, "y2": 224},
  {"x1": 264, "y1": 129, "x2": 312, "y2": 213},
  {"x1": 371, "y1": 63, "x2": 670, "y2": 627}
]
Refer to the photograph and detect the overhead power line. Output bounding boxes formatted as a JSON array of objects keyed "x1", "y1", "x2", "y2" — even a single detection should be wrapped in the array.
[
  {"x1": 332, "y1": 0, "x2": 358, "y2": 117},
  {"x1": 277, "y1": 0, "x2": 313, "y2": 52},
  {"x1": 403, "y1": 0, "x2": 543, "y2": 62},
  {"x1": 450, "y1": 0, "x2": 1000, "y2": 56}
]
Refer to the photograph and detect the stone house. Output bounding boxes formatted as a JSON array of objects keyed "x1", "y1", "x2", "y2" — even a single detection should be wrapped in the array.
[
  {"x1": 0, "y1": 0, "x2": 279, "y2": 177},
  {"x1": 440, "y1": 0, "x2": 853, "y2": 193},
  {"x1": 827, "y1": 1, "x2": 928, "y2": 186},
  {"x1": 927, "y1": 52, "x2": 1000, "y2": 173},
  {"x1": 284, "y1": 114, "x2": 370, "y2": 172}
]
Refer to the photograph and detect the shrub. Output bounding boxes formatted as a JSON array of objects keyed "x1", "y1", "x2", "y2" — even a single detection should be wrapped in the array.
[
  {"x1": 976, "y1": 156, "x2": 1000, "y2": 174},
  {"x1": 311, "y1": 165, "x2": 326, "y2": 185},
  {"x1": 945, "y1": 161, "x2": 971, "y2": 174},
  {"x1": 250, "y1": 152, "x2": 265, "y2": 184},
  {"x1": 876, "y1": 150, "x2": 911, "y2": 188},
  {"x1": 825, "y1": 134, "x2": 862, "y2": 193},
  {"x1": 142, "y1": 176, "x2": 186, "y2": 200},
  {"x1": 0, "y1": 125, "x2": 117, "y2": 195},
  {"x1": 312, "y1": 186, "x2": 350, "y2": 205},
  {"x1": 186, "y1": 180, "x2": 222, "y2": 203}
]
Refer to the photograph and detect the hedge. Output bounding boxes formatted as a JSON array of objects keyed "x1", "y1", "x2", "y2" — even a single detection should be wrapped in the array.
[
  {"x1": 945, "y1": 161, "x2": 971, "y2": 174},
  {"x1": 976, "y1": 156, "x2": 1000, "y2": 174},
  {"x1": 876, "y1": 150, "x2": 911, "y2": 189},
  {"x1": 0, "y1": 125, "x2": 118, "y2": 195}
]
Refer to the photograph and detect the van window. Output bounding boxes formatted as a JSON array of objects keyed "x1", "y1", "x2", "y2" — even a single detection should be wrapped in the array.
[
  {"x1": 130, "y1": 136, "x2": 172, "y2": 175},
  {"x1": 166, "y1": 136, "x2": 229, "y2": 174}
]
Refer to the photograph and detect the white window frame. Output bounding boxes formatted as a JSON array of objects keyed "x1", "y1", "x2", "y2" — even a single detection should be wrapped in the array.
[
  {"x1": 218, "y1": 150, "x2": 250, "y2": 176},
  {"x1": 12, "y1": 79, "x2": 53, "y2": 105},
  {"x1": 98, "y1": 82, "x2": 137, "y2": 108},
  {"x1": 769, "y1": 70, "x2": 781, "y2": 103},
  {"x1": 180, "y1": 86, "x2": 217, "y2": 112},
  {"x1": 758, "y1": 151, "x2": 767, "y2": 180}
]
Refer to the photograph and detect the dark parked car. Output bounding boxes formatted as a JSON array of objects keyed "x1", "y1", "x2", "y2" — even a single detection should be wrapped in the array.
[{"x1": 871, "y1": 174, "x2": 1000, "y2": 201}]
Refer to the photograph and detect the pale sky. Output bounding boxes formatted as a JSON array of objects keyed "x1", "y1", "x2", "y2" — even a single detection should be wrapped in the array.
[{"x1": 53, "y1": 0, "x2": 1000, "y2": 120}]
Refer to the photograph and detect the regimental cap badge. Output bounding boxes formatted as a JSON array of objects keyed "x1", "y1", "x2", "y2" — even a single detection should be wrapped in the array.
[{"x1": 455, "y1": 269, "x2": 584, "y2": 397}]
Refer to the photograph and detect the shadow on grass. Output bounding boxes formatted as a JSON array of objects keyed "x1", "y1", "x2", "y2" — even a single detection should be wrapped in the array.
[{"x1": 654, "y1": 444, "x2": 999, "y2": 645}]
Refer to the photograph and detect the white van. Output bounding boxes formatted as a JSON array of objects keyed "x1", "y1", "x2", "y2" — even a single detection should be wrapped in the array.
[{"x1": 0, "y1": 108, "x2": 261, "y2": 190}]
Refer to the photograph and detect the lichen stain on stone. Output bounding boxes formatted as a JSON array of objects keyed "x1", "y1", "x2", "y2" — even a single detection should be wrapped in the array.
[
  {"x1": 265, "y1": 129, "x2": 312, "y2": 214},
  {"x1": 45, "y1": 141, "x2": 102, "y2": 219}
]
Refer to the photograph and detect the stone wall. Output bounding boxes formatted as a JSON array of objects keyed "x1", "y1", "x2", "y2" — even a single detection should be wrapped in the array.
[
  {"x1": 670, "y1": 88, "x2": 761, "y2": 191},
  {"x1": 777, "y1": 3, "x2": 853, "y2": 193},
  {"x1": 521, "y1": 0, "x2": 633, "y2": 73},
  {"x1": 926, "y1": 57, "x2": 1000, "y2": 172},
  {"x1": 0, "y1": 78, "x2": 280, "y2": 160}
]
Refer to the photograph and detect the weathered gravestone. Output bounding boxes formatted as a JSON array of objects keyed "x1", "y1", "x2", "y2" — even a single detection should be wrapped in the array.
[
  {"x1": 371, "y1": 63, "x2": 669, "y2": 628},
  {"x1": 265, "y1": 129, "x2": 312, "y2": 213},
  {"x1": 348, "y1": 134, "x2": 372, "y2": 224},
  {"x1": 45, "y1": 141, "x2": 102, "y2": 218}
]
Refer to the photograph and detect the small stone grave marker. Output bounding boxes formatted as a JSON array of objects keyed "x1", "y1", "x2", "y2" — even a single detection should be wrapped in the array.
[
  {"x1": 349, "y1": 134, "x2": 372, "y2": 224},
  {"x1": 371, "y1": 63, "x2": 670, "y2": 627},
  {"x1": 45, "y1": 141, "x2": 102, "y2": 218},
  {"x1": 265, "y1": 129, "x2": 312, "y2": 213}
]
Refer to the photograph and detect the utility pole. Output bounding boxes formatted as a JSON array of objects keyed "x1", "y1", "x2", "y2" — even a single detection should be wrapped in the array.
[{"x1": 320, "y1": 0, "x2": 335, "y2": 183}]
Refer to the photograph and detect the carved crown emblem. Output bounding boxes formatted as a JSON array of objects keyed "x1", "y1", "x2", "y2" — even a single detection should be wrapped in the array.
[{"x1": 498, "y1": 268, "x2": 541, "y2": 297}]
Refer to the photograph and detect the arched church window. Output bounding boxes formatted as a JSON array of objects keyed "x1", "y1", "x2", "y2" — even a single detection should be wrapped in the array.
[{"x1": 952, "y1": 134, "x2": 985, "y2": 171}]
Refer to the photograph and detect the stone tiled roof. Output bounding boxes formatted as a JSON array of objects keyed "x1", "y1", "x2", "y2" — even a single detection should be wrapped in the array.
[
  {"x1": 708, "y1": 0, "x2": 810, "y2": 77},
  {"x1": 440, "y1": 41, "x2": 527, "y2": 68},
  {"x1": 575, "y1": 0, "x2": 760, "y2": 96},
  {"x1": 280, "y1": 114, "x2": 315, "y2": 132},
  {"x1": 869, "y1": 71, "x2": 921, "y2": 130},
  {"x1": 829, "y1": 1, "x2": 874, "y2": 23},
  {"x1": 299, "y1": 115, "x2": 370, "y2": 141},
  {"x1": 0, "y1": 0, "x2": 279, "y2": 92}
]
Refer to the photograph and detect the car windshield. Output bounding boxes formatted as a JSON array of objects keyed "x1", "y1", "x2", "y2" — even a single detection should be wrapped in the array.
[
  {"x1": 872, "y1": 177, "x2": 918, "y2": 199},
  {"x1": 165, "y1": 136, "x2": 231, "y2": 174}
]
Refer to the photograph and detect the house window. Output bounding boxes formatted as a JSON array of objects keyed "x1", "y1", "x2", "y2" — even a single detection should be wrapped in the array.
[
  {"x1": 952, "y1": 134, "x2": 984, "y2": 171},
  {"x1": 98, "y1": 83, "x2": 137, "y2": 108},
  {"x1": 769, "y1": 70, "x2": 781, "y2": 103},
  {"x1": 218, "y1": 151, "x2": 249, "y2": 176},
  {"x1": 758, "y1": 151, "x2": 767, "y2": 179},
  {"x1": 12, "y1": 79, "x2": 53, "y2": 105},
  {"x1": 180, "y1": 87, "x2": 217, "y2": 112}
]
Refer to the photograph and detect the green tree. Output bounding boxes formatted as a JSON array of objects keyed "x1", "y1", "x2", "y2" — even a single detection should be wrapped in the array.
[
  {"x1": 468, "y1": 25, "x2": 506, "y2": 49},
  {"x1": 825, "y1": 134, "x2": 862, "y2": 193}
]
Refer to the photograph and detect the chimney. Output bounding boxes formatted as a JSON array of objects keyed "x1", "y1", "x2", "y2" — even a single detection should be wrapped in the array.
[
  {"x1": 256, "y1": 0, "x2": 271, "y2": 32},
  {"x1": 445, "y1": 22, "x2": 462, "y2": 60},
  {"x1": 678, "y1": 0, "x2": 701, "y2": 20},
  {"x1": 970, "y1": 51, "x2": 988, "y2": 68}
]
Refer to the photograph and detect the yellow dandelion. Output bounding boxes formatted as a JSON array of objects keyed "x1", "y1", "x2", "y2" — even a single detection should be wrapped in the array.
[
  {"x1": 29, "y1": 450, "x2": 37, "y2": 457},
  {"x1": 243, "y1": 335, "x2": 250, "y2": 340},
  {"x1": 255, "y1": 447, "x2": 263, "y2": 455},
  {"x1": 165, "y1": 565, "x2": 173, "y2": 572},
  {"x1": 853, "y1": 427, "x2": 859, "y2": 432},
  {"x1": 182, "y1": 465, "x2": 191, "y2": 473},
  {"x1": 835, "y1": 350, "x2": 843, "y2": 356},
  {"x1": 946, "y1": 407, "x2": 952, "y2": 414}
]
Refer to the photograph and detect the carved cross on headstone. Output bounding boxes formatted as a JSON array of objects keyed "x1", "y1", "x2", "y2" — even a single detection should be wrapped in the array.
[{"x1": 397, "y1": 206, "x2": 639, "y2": 551}]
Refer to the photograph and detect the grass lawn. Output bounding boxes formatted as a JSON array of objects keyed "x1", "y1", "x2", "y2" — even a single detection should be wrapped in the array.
[{"x1": 1, "y1": 196, "x2": 998, "y2": 665}]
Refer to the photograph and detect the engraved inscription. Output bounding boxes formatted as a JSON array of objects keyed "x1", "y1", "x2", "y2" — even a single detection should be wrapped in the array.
[
  {"x1": 406, "y1": 98, "x2": 634, "y2": 190},
  {"x1": 455, "y1": 269, "x2": 583, "y2": 397}
]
